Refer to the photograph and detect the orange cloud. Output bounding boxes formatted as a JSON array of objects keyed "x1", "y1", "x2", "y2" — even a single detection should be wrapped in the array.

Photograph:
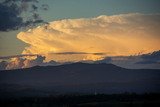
[{"x1": 17, "y1": 13, "x2": 160, "y2": 62}]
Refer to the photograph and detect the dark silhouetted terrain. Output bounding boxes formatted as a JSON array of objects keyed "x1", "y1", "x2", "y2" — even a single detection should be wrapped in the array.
[
  {"x1": 0, "y1": 63, "x2": 160, "y2": 97},
  {"x1": 0, "y1": 63, "x2": 160, "y2": 106},
  {"x1": 0, "y1": 93, "x2": 160, "y2": 107}
]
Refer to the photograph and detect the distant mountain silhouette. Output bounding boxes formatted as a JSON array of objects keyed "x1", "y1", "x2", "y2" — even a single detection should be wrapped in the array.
[{"x1": 0, "y1": 63, "x2": 160, "y2": 97}]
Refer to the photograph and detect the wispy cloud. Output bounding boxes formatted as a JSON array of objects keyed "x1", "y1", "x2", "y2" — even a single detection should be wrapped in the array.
[
  {"x1": 49, "y1": 52, "x2": 107, "y2": 55},
  {"x1": 0, "y1": 54, "x2": 38, "y2": 59}
]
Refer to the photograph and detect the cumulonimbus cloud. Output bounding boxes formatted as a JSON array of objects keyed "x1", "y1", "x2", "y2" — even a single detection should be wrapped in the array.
[{"x1": 17, "y1": 13, "x2": 160, "y2": 62}]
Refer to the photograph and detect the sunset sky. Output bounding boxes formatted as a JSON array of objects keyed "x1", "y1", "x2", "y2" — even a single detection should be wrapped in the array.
[{"x1": 0, "y1": 0, "x2": 160, "y2": 69}]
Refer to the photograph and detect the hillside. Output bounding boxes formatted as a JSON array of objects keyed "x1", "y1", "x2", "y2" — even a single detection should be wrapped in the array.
[{"x1": 0, "y1": 63, "x2": 160, "y2": 96}]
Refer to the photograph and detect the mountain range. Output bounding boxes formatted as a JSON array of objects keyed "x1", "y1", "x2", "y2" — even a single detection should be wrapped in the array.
[{"x1": 0, "y1": 63, "x2": 160, "y2": 97}]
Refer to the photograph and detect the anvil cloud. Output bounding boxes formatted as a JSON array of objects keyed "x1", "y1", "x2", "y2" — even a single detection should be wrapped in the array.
[{"x1": 17, "y1": 13, "x2": 160, "y2": 62}]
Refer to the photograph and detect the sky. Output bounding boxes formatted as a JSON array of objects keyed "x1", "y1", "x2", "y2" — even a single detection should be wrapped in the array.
[
  {"x1": 0, "y1": 0, "x2": 160, "y2": 70},
  {"x1": 1, "y1": 0, "x2": 160, "y2": 56}
]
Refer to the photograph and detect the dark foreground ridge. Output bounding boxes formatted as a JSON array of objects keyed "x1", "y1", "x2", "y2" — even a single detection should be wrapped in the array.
[
  {"x1": 0, "y1": 62, "x2": 160, "y2": 97},
  {"x1": 1, "y1": 93, "x2": 160, "y2": 107}
]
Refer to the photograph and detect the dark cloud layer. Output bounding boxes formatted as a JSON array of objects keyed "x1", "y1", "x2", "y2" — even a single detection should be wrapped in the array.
[
  {"x1": 0, "y1": 0, "x2": 48, "y2": 31},
  {"x1": 0, "y1": 54, "x2": 38, "y2": 60},
  {"x1": 137, "y1": 50, "x2": 160, "y2": 64},
  {"x1": 50, "y1": 52, "x2": 107, "y2": 55},
  {"x1": 95, "y1": 50, "x2": 160, "y2": 69}
]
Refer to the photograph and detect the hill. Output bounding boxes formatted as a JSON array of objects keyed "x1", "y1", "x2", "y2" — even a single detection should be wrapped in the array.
[{"x1": 0, "y1": 63, "x2": 160, "y2": 97}]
